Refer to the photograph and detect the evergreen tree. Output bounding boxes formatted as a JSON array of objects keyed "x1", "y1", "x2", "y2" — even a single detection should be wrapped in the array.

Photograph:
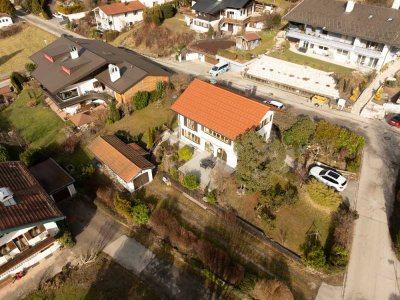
[
  {"x1": 108, "y1": 100, "x2": 120, "y2": 123},
  {"x1": 31, "y1": 0, "x2": 42, "y2": 15},
  {"x1": 0, "y1": 145, "x2": 8, "y2": 162}
]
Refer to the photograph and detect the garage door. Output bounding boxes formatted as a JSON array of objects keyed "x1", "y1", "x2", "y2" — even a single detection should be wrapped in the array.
[
  {"x1": 133, "y1": 173, "x2": 150, "y2": 189},
  {"x1": 51, "y1": 188, "x2": 71, "y2": 202}
]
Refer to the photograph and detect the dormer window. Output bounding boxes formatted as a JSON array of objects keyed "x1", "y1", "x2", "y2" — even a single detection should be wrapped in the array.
[
  {"x1": 62, "y1": 65, "x2": 72, "y2": 75},
  {"x1": 44, "y1": 53, "x2": 54, "y2": 63}
]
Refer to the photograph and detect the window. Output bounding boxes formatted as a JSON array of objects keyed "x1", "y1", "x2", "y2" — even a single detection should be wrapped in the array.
[
  {"x1": 125, "y1": 13, "x2": 128, "y2": 17},
  {"x1": 183, "y1": 117, "x2": 197, "y2": 131},
  {"x1": 59, "y1": 88, "x2": 79, "y2": 100},
  {"x1": 368, "y1": 57, "x2": 378, "y2": 68},
  {"x1": 256, "y1": 116, "x2": 272, "y2": 130},
  {"x1": 319, "y1": 46, "x2": 328, "y2": 50},
  {"x1": 133, "y1": 11, "x2": 137, "y2": 15},
  {"x1": 336, "y1": 49, "x2": 349, "y2": 55},
  {"x1": 181, "y1": 129, "x2": 200, "y2": 144},
  {"x1": 203, "y1": 127, "x2": 231, "y2": 144},
  {"x1": 93, "y1": 81, "x2": 102, "y2": 89},
  {"x1": 357, "y1": 55, "x2": 366, "y2": 65}
]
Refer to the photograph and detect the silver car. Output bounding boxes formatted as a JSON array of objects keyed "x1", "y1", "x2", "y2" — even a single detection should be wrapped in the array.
[{"x1": 309, "y1": 166, "x2": 347, "y2": 192}]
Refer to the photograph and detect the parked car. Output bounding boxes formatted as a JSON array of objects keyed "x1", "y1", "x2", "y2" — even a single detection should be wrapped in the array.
[
  {"x1": 311, "y1": 95, "x2": 330, "y2": 107},
  {"x1": 209, "y1": 62, "x2": 229, "y2": 77},
  {"x1": 388, "y1": 114, "x2": 400, "y2": 127},
  {"x1": 263, "y1": 99, "x2": 286, "y2": 110},
  {"x1": 309, "y1": 166, "x2": 347, "y2": 192}
]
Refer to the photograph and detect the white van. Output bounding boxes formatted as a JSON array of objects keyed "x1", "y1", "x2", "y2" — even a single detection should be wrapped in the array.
[{"x1": 209, "y1": 62, "x2": 229, "y2": 77}]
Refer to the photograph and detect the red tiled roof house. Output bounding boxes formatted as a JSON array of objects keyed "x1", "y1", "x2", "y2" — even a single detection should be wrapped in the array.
[
  {"x1": 94, "y1": 0, "x2": 145, "y2": 32},
  {"x1": 0, "y1": 161, "x2": 65, "y2": 282},
  {"x1": 88, "y1": 135, "x2": 155, "y2": 192},
  {"x1": 171, "y1": 79, "x2": 274, "y2": 168}
]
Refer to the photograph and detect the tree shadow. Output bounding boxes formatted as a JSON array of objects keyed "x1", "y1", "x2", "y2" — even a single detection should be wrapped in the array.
[{"x1": 0, "y1": 49, "x2": 23, "y2": 67}]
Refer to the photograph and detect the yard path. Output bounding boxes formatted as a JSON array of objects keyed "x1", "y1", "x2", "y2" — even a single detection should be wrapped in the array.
[
  {"x1": 104, "y1": 235, "x2": 211, "y2": 300},
  {"x1": 352, "y1": 59, "x2": 400, "y2": 115}
]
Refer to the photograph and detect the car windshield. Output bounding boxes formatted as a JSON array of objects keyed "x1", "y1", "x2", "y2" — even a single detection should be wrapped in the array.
[
  {"x1": 393, "y1": 115, "x2": 400, "y2": 121},
  {"x1": 211, "y1": 66, "x2": 218, "y2": 71},
  {"x1": 328, "y1": 171, "x2": 340, "y2": 179},
  {"x1": 319, "y1": 170, "x2": 327, "y2": 176}
]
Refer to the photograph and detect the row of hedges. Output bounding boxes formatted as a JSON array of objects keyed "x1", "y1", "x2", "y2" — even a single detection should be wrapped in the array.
[
  {"x1": 143, "y1": 3, "x2": 176, "y2": 26},
  {"x1": 56, "y1": 3, "x2": 85, "y2": 14},
  {"x1": 132, "y1": 81, "x2": 165, "y2": 110}
]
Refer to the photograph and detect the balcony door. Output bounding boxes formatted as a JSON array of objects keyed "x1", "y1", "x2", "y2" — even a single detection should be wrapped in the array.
[{"x1": 217, "y1": 148, "x2": 227, "y2": 162}]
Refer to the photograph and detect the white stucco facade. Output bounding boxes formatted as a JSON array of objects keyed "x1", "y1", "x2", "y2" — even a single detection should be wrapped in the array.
[
  {"x1": 139, "y1": 0, "x2": 168, "y2": 7},
  {"x1": 177, "y1": 111, "x2": 274, "y2": 168},
  {"x1": 94, "y1": 7, "x2": 143, "y2": 32},
  {"x1": 0, "y1": 222, "x2": 60, "y2": 280},
  {"x1": 0, "y1": 16, "x2": 13, "y2": 28}
]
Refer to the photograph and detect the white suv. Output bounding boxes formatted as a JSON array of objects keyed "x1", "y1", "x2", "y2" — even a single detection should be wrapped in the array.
[
  {"x1": 209, "y1": 62, "x2": 229, "y2": 77},
  {"x1": 309, "y1": 166, "x2": 347, "y2": 192}
]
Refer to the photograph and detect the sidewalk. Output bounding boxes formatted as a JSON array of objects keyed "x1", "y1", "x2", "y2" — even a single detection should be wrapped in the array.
[{"x1": 352, "y1": 59, "x2": 400, "y2": 115}]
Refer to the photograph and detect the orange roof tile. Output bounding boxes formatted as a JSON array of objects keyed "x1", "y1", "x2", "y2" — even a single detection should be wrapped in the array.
[
  {"x1": 99, "y1": 1, "x2": 145, "y2": 16},
  {"x1": 88, "y1": 136, "x2": 154, "y2": 183},
  {"x1": 171, "y1": 79, "x2": 270, "y2": 140},
  {"x1": 242, "y1": 32, "x2": 260, "y2": 41}
]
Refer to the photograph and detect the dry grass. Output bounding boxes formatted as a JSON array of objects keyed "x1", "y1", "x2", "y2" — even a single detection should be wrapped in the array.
[{"x1": 0, "y1": 24, "x2": 57, "y2": 77}]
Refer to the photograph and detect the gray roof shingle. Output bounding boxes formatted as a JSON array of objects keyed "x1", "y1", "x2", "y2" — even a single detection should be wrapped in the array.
[
  {"x1": 284, "y1": 0, "x2": 400, "y2": 48},
  {"x1": 193, "y1": 0, "x2": 252, "y2": 14}
]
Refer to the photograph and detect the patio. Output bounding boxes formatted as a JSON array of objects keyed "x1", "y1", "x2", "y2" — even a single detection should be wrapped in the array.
[{"x1": 178, "y1": 149, "x2": 235, "y2": 190}]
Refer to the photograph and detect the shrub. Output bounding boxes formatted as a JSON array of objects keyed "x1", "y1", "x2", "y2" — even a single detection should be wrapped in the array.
[
  {"x1": 10, "y1": 72, "x2": 27, "y2": 93},
  {"x1": 25, "y1": 63, "x2": 37, "y2": 73},
  {"x1": 80, "y1": 164, "x2": 94, "y2": 179},
  {"x1": 55, "y1": 223, "x2": 75, "y2": 248},
  {"x1": 283, "y1": 116, "x2": 316, "y2": 148},
  {"x1": 160, "y1": 3, "x2": 175, "y2": 19},
  {"x1": 0, "y1": 145, "x2": 8, "y2": 162},
  {"x1": 178, "y1": 146, "x2": 192, "y2": 161},
  {"x1": 260, "y1": 181, "x2": 298, "y2": 211},
  {"x1": 0, "y1": 24, "x2": 22, "y2": 38},
  {"x1": 133, "y1": 91, "x2": 150, "y2": 110},
  {"x1": 108, "y1": 100, "x2": 120, "y2": 123},
  {"x1": 113, "y1": 193, "x2": 131, "y2": 218},
  {"x1": 103, "y1": 30, "x2": 119, "y2": 42},
  {"x1": 155, "y1": 81, "x2": 165, "y2": 100},
  {"x1": 56, "y1": 3, "x2": 85, "y2": 14},
  {"x1": 19, "y1": 147, "x2": 47, "y2": 166},
  {"x1": 169, "y1": 167, "x2": 178, "y2": 180},
  {"x1": 182, "y1": 174, "x2": 199, "y2": 190},
  {"x1": 301, "y1": 231, "x2": 326, "y2": 269},
  {"x1": 0, "y1": 0, "x2": 15, "y2": 16},
  {"x1": 328, "y1": 244, "x2": 349, "y2": 267},
  {"x1": 131, "y1": 203, "x2": 150, "y2": 225},
  {"x1": 306, "y1": 179, "x2": 343, "y2": 210},
  {"x1": 346, "y1": 154, "x2": 362, "y2": 173},
  {"x1": 206, "y1": 190, "x2": 217, "y2": 204}
]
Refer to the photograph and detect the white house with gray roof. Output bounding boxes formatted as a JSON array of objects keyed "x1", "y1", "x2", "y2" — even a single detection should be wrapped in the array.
[{"x1": 284, "y1": 0, "x2": 400, "y2": 70}]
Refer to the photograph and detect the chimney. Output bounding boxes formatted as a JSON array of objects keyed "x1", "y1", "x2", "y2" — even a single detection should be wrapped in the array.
[
  {"x1": 345, "y1": 0, "x2": 355, "y2": 12},
  {"x1": 109, "y1": 64, "x2": 121, "y2": 82},
  {"x1": 70, "y1": 45, "x2": 79, "y2": 59},
  {"x1": 0, "y1": 187, "x2": 16, "y2": 206},
  {"x1": 392, "y1": 0, "x2": 400, "y2": 9}
]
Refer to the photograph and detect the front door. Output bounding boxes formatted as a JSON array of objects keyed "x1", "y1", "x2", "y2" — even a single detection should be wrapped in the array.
[{"x1": 217, "y1": 148, "x2": 227, "y2": 162}]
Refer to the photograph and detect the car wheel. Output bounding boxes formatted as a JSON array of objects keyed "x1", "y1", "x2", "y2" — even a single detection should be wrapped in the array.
[{"x1": 314, "y1": 103, "x2": 320, "y2": 107}]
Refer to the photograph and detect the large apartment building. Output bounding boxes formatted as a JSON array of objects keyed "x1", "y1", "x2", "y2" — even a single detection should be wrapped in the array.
[
  {"x1": 184, "y1": 0, "x2": 269, "y2": 35},
  {"x1": 30, "y1": 35, "x2": 169, "y2": 116},
  {"x1": 0, "y1": 162, "x2": 65, "y2": 282},
  {"x1": 284, "y1": 0, "x2": 400, "y2": 70},
  {"x1": 171, "y1": 79, "x2": 273, "y2": 168}
]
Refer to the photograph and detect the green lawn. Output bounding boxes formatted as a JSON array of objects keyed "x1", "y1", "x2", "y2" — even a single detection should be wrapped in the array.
[
  {"x1": 0, "y1": 24, "x2": 57, "y2": 77},
  {"x1": 0, "y1": 88, "x2": 66, "y2": 148},
  {"x1": 269, "y1": 47, "x2": 353, "y2": 74},
  {"x1": 104, "y1": 100, "x2": 176, "y2": 137},
  {"x1": 231, "y1": 30, "x2": 278, "y2": 60}
]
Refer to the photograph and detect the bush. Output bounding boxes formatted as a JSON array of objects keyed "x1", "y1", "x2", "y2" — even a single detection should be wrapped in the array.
[
  {"x1": 113, "y1": 193, "x2": 131, "y2": 218},
  {"x1": 178, "y1": 146, "x2": 192, "y2": 161},
  {"x1": 10, "y1": 72, "x2": 27, "y2": 94},
  {"x1": 206, "y1": 190, "x2": 217, "y2": 204},
  {"x1": 346, "y1": 154, "x2": 362, "y2": 173},
  {"x1": 55, "y1": 223, "x2": 75, "y2": 248},
  {"x1": 328, "y1": 244, "x2": 349, "y2": 267},
  {"x1": 0, "y1": 144, "x2": 8, "y2": 162},
  {"x1": 0, "y1": 0, "x2": 15, "y2": 15},
  {"x1": 108, "y1": 100, "x2": 120, "y2": 123},
  {"x1": 283, "y1": 117, "x2": 316, "y2": 148},
  {"x1": 160, "y1": 3, "x2": 175, "y2": 19},
  {"x1": 0, "y1": 24, "x2": 22, "y2": 39},
  {"x1": 56, "y1": 3, "x2": 85, "y2": 14},
  {"x1": 182, "y1": 174, "x2": 199, "y2": 190},
  {"x1": 133, "y1": 91, "x2": 150, "y2": 110},
  {"x1": 301, "y1": 231, "x2": 326, "y2": 269},
  {"x1": 103, "y1": 30, "x2": 119, "y2": 42},
  {"x1": 25, "y1": 63, "x2": 37, "y2": 73},
  {"x1": 19, "y1": 147, "x2": 47, "y2": 166},
  {"x1": 131, "y1": 203, "x2": 150, "y2": 225},
  {"x1": 306, "y1": 179, "x2": 343, "y2": 210},
  {"x1": 260, "y1": 181, "x2": 298, "y2": 211}
]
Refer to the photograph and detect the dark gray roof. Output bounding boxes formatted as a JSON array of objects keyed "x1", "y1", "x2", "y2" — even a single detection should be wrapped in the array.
[
  {"x1": 30, "y1": 35, "x2": 170, "y2": 94},
  {"x1": 29, "y1": 158, "x2": 75, "y2": 195},
  {"x1": 193, "y1": 0, "x2": 252, "y2": 14},
  {"x1": 284, "y1": 0, "x2": 400, "y2": 48}
]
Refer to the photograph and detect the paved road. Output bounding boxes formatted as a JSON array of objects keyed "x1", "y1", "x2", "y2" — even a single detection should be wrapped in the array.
[{"x1": 16, "y1": 10, "x2": 84, "y2": 38}]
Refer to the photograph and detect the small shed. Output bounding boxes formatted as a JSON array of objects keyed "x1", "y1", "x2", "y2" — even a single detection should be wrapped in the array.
[
  {"x1": 236, "y1": 33, "x2": 261, "y2": 51},
  {"x1": 30, "y1": 158, "x2": 76, "y2": 202},
  {"x1": 0, "y1": 14, "x2": 13, "y2": 28}
]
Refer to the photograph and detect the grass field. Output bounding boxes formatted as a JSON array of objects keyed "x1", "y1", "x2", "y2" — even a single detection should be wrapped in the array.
[
  {"x1": 0, "y1": 24, "x2": 56, "y2": 77},
  {"x1": 104, "y1": 100, "x2": 176, "y2": 137},
  {"x1": 0, "y1": 88, "x2": 66, "y2": 148}
]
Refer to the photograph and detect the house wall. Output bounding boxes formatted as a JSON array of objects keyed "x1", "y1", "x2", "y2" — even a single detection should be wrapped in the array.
[
  {"x1": 95, "y1": 8, "x2": 143, "y2": 32},
  {"x1": 0, "y1": 17, "x2": 13, "y2": 28},
  {"x1": 59, "y1": 78, "x2": 104, "y2": 98},
  {"x1": 101, "y1": 164, "x2": 153, "y2": 192},
  {"x1": 139, "y1": 0, "x2": 168, "y2": 7},
  {"x1": 116, "y1": 75, "x2": 169, "y2": 103},
  {"x1": 177, "y1": 111, "x2": 274, "y2": 168}
]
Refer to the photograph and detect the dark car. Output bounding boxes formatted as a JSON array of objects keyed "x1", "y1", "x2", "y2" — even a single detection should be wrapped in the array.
[{"x1": 388, "y1": 115, "x2": 400, "y2": 127}]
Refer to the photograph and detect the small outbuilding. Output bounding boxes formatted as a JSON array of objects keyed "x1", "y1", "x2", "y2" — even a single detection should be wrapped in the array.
[
  {"x1": 30, "y1": 158, "x2": 76, "y2": 202},
  {"x1": 88, "y1": 135, "x2": 154, "y2": 192},
  {"x1": 236, "y1": 33, "x2": 261, "y2": 51}
]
